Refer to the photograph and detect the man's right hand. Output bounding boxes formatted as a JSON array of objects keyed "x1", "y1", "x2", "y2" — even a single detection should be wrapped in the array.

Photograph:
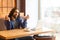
[{"x1": 5, "y1": 15, "x2": 10, "y2": 21}]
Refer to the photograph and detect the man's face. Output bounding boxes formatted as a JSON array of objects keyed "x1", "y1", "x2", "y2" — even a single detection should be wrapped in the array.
[{"x1": 13, "y1": 9, "x2": 19, "y2": 18}]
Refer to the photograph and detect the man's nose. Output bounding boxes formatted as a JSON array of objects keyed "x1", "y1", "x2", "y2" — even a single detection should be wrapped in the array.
[{"x1": 15, "y1": 13, "x2": 18, "y2": 15}]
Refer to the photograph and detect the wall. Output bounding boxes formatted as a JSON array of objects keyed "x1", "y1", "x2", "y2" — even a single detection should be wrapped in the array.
[{"x1": 26, "y1": 0, "x2": 38, "y2": 29}]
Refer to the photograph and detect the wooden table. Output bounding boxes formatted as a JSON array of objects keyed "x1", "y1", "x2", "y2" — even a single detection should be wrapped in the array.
[{"x1": 0, "y1": 29, "x2": 54, "y2": 40}]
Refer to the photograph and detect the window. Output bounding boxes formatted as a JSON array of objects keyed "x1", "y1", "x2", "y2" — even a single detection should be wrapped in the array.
[{"x1": 0, "y1": 0, "x2": 16, "y2": 18}]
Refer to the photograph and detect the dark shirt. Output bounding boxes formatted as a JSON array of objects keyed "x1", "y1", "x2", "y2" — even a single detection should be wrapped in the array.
[{"x1": 5, "y1": 17, "x2": 27, "y2": 30}]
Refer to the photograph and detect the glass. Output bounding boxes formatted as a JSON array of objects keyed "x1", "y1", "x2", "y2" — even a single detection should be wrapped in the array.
[
  {"x1": 0, "y1": 0, "x2": 2, "y2": 7},
  {"x1": 12, "y1": 0, "x2": 15, "y2": 7},
  {"x1": 3, "y1": 0, "x2": 7, "y2": 7},
  {"x1": 0, "y1": 8, "x2": 2, "y2": 13},
  {"x1": 8, "y1": 8, "x2": 12, "y2": 13},
  {"x1": 8, "y1": 0, "x2": 13, "y2": 7},
  {"x1": 3, "y1": 8, "x2": 7, "y2": 13}
]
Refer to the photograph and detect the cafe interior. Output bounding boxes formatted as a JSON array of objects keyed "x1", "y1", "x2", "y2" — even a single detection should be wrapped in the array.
[{"x1": 0, "y1": 0, "x2": 60, "y2": 40}]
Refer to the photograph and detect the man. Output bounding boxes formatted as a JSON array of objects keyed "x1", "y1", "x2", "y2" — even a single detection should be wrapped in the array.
[{"x1": 5, "y1": 8, "x2": 34, "y2": 40}]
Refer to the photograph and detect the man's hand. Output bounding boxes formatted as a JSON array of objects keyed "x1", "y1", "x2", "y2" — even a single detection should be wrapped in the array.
[
  {"x1": 5, "y1": 15, "x2": 10, "y2": 21},
  {"x1": 25, "y1": 15, "x2": 29, "y2": 19},
  {"x1": 22, "y1": 15, "x2": 29, "y2": 20}
]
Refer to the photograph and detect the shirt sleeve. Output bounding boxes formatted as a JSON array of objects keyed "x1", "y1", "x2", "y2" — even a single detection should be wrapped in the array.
[{"x1": 20, "y1": 17, "x2": 27, "y2": 29}]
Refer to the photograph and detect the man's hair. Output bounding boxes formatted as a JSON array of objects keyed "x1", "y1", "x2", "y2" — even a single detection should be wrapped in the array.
[{"x1": 8, "y1": 7, "x2": 20, "y2": 20}]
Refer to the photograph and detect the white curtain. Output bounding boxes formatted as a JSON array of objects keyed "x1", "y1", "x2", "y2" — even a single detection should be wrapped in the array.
[{"x1": 26, "y1": 0, "x2": 38, "y2": 29}]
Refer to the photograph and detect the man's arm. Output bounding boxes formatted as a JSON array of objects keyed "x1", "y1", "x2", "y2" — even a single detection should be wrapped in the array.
[
  {"x1": 21, "y1": 15, "x2": 29, "y2": 20},
  {"x1": 5, "y1": 15, "x2": 11, "y2": 30}
]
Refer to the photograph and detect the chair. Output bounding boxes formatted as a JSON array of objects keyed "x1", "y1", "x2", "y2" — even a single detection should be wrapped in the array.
[{"x1": 0, "y1": 18, "x2": 6, "y2": 31}]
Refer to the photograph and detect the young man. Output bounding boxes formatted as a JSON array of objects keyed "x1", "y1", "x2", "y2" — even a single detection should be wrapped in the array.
[{"x1": 5, "y1": 8, "x2": 34, "y2": 40}]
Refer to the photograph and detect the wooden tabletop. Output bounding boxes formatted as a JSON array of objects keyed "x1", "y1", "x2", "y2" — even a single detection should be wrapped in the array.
[{"x1": 0, "y1": 29, "x2": 54, "y2": 40}]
